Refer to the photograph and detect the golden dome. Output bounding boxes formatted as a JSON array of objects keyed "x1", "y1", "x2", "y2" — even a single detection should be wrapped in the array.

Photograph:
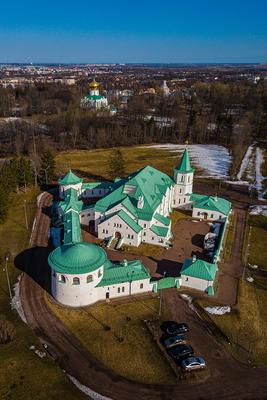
[{"x1": 89, "y1": 78, "x2": 99, "y2": 89}]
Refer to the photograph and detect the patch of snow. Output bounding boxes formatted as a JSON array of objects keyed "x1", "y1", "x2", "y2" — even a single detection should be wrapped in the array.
[
  {"x1": 35, "y1": 349, "x2": 46, "y2": 358},
  {"x1": 67, "y1": 375, "x2": 113, "y2": 400},
  {"x1": 237, "y1": 144, "x2": 254, "y2": 180},
  {"x1": 246, "y1": 277, "x2": 254, "y2": 283},
  {"x1": 11, "y1": 275, "x2": 27, "y2": 324},
  {"x1": 143, "y1": 144, "x2": 232, "y2": 179},
  {"x1": 250, "y1": 205, "x2": 267, "y2": 217},
  {"x1": 204, "y1": 306, "x2": 231, "y2": 315},
  {"x1": 249, "y1": 264, "x2": 258, "y2": 270},
  {"x1": 255, "y1": 147, "x2": 266, "y2": 200}
]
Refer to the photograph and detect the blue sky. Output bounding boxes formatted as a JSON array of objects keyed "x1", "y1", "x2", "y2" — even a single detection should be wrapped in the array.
[{"x1": 0, "y1": 0, "x2": 266, "y2": 63}]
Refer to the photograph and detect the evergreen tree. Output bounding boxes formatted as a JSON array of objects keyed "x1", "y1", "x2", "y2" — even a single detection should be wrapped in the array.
[
  {"x1": 40, "y1": 150, "x2": 56, "y2": 184},
  {"x1": 107, "y1": 149, "x2": 125, "y2": 180},
  {"x1": 0, "y1": 186, "x2": 9, "y2": 223}
]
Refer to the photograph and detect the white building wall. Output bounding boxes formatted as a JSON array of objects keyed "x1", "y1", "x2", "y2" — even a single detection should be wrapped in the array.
[
  {"x1": 80, "y1": 208, "x2": 95, "y2": 225},
  {"x1": 98, "y1": 214, "x2": 141, "y2": 247},
  {"x1": 181, "y1": 275, "x2": 213, "y2": 292},
  {"x1": 81, "y1": 188, "x2": 109, "y2": 199},
  {"x1": 51, "y1": 265, "x2": 104, "y2": 307},
  {"x1": 96, "y1": 278, "x2": 153, "y2": 300},
  {"x1": 173, "y1": 172, "x2": 194, "y2": 208},
  {"x1": 192, "y1": 207, "x2": 226, "y2": 222}
]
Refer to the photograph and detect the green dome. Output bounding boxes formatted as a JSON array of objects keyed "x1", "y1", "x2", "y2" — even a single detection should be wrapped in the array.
[{"x1": 48, "y1": 242, "x2": 107, "y2": 274}]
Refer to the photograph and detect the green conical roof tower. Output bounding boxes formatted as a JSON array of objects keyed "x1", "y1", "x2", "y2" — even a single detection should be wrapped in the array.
[
  {"x1": 59, "y1": 170, "x2": 83, "y2": 185},
  {"x1": 174, "y1": 149, "x2": 194, "y2": 174}
]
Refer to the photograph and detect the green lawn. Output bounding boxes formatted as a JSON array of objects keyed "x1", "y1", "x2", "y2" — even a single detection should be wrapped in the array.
[
  {"x1": 196, "y1": 280, "x2": 267, "y2": 366},
  {"x1": 224, "y1": 211, "x2": 236, "y2": 262},
  {"x1": 46, "y1": 295, "x2": 176, "y2": 385},
  {"x1": 0, "y1": 188, "x2": 85, "y2": 400},
  {"x1": 55, "y1": 146, "x2": 187, "y2": 180},
  {"x1": 248, "y1": 215, "x2": 267, "y2": 271}
]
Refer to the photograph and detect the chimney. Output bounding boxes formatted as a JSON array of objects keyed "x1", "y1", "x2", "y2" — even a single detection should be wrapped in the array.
[
  {"x1": 137, "y1": 195, "x2": 144, "y2": 209},
  {"x1": 192, "y1": 255, "x2": 197, "y2": 263},
  {"x1": 122, "y1": 259, "x2": 128, "y2": 267}
]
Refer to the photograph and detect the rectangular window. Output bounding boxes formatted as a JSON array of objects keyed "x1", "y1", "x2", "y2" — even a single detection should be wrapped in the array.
[
  {"x1": 140, "y1": 283, "x2": 143, "y2": 289},
  {"x1": 144, "y1": 223, "x2": 146, "y2": 228},
  {"x1": 102, "y1": 229, "x2": 105, "y2": 233},
  {"x1": 128, "y1": 234, "x2": 130, "y2": 238},
  {"x1": 122, "y1": 287, "x2": 125, "y2": 293},
  {"x1": 118, "y1": 287, "x2": 120, "y2": 293},
  {"x1": 180, "y1": 189, "x2": 182, "y2": 193},
  {"x1": 184, "y1": 198, "x2": 186, "y2": 203},
  {"x1": 179, "y1": 199, "x2": 181, "y2": 204},
  {"x1": 143, "y1": 232, "x2": 146, "y2": 236},
  {"x1": 152, "y1": 237, "x2": 154, "y2": 240},
  {"x1": 211, "y1": 214, "x2": 214, "y2": 218},
  {"x1": 131, "y1": 235, "x2": 134, "y2": 239},
  {"x1": 197, "y1": 211, "x2": 200, "y2": 216}
]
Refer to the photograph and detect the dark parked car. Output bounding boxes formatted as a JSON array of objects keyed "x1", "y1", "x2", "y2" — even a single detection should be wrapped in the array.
[
  {"x1": 166, "y1": 322, "x2": 189, "y2": 335},
  {"x1": 163, "y1": 334, "x2": 187, "y2": 349},
  {"x1": 181, "y1": 356, "x2": 206, "y2": 371},
  {"x1": 167, "y1": 344, "x2": 193, "y2": 360}
]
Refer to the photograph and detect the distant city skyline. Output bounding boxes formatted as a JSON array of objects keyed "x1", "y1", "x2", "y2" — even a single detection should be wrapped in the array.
[{"x1": 0, "y1": 0, "x2": 267, "y2": 63}]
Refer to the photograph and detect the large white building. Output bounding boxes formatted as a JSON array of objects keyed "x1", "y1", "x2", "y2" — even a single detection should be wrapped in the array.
[{"x1": 56, "y1": 149, "x2": 231, "y2": 250}]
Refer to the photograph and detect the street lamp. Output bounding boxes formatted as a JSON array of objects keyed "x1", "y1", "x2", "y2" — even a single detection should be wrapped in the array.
[
  {"x1": 159, "y1": 271, "x2": 166, "y2": 318},
  {"x1": 3, "y1": 252, "x2": 12, "y2": 300}
]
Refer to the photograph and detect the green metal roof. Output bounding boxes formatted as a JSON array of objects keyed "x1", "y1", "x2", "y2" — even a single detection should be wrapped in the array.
[
  {"x1": 154, "y1": 213, "x2": 171, "y2": 226},
  {"x1": 174, "y1": 149, "x2": 194, "y2": 174},
  {"x1": 150, "y1": 225, "x2": 169, "y2": 237},
  {"x1": 101, "y1": 209, "x2": 142, "y2": 234},
  {"x1": 191, "y1": 194, "x2": 231, "y2": 216},
  {"x1": 95, "y1": 165, "x2": 174, "y2": 221},
  {"x1": 181, "y1": 258, "x2": 218, "y2": 281},
  {"x1": 85, "y1": 94, "x2": 106, "y2": 101},
  {"x1": 48, "y1": 242, "x2": 107, "y2": 274},
  {"x1": 82, "y1": 181, "x2": 112, "y2": 190},
  {"x1": 96, "y1": 259, "x2": 150, "y2": 287},
  {"x1": 59, "y1": 170, "x2": 83, "y2": 185},
  {"x1": 63, "y1": 210, "x2": 81, "y2": 244},
  {"x1": 207, "y1": 285, "x2": 215, "y2": 296},
  {"x1": 157, "y1": 277, "x2": 179, "y2": 290}
]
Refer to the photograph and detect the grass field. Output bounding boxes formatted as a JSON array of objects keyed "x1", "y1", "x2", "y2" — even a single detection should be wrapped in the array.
[
  {"x1": 46, "y1": 294, "x2": 176, "y2": 385},
  {"x1": 55, "y1": 146, "x2": 184, "y2": 180},
  {"x1": 224, "y1": 211, "x2": 236, "y2": 262},
  {"x1": 0, "y1": 188, "x2": 85, "y2": 400},
  {"x1": 196, "y1": 280, "x2": 267, "y2": 366},
  {"x1": 248, "y1": 215, "x2": 267, "y2": 271}
]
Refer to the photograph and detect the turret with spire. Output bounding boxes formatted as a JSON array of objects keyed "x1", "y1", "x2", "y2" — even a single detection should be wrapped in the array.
[{"x1": 173, "y1": 148, "x2": 194, "y2": 208}]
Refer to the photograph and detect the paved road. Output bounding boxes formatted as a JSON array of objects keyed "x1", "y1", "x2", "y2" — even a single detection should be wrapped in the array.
[{"x1": 19, "y1": 191, "x2": 267, "y2": 400}]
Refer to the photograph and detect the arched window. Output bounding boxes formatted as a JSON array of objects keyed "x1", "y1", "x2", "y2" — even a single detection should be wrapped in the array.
[
  {"x1": 87, "y1": 275, "x2": 93, "y2": 283},
  {"x1": 59, "y1": 274, "x2": 66, "y2": 283},
  {"x1": 73, "y1": 277, "x2": 80, "y2": 285}
]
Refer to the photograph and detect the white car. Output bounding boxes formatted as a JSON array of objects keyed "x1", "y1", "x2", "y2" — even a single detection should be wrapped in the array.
[{"x1": 181, "y1": 356, "x2": 206, "y2": 371}]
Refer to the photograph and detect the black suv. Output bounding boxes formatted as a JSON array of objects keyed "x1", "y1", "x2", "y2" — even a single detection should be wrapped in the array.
[
  {"x1": 165, "y1": 322, "x2": 189, "y2": 335},
  {"x1": 167, "y1": 344, "x2": 194, "y2": 360}
]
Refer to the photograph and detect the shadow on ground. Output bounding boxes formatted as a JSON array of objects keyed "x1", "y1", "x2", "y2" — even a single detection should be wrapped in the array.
[{"x1": 15, "y1": 245, "x2": 52, "y2": 294}]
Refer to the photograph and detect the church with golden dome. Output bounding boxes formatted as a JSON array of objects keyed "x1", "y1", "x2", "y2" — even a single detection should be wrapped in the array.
[{"x1": 80, "y1": 78, "x2": 109, "y2": 109}]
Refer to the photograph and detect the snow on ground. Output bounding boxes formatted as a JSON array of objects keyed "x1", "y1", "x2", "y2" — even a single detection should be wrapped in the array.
[
  {"x1": 204, "y1": 306, "x2": 231, "y2": 315},
  {"x1": 67, "y1": 375, "x2": 113, "y2": 400},
  {"x1": 236, "y1": 143, "x2": 266, "y2": 200},
  {"x1": 236, "y1": 144, "x2": 254, "y2": 180},
  {"x1": 143, "y1": 144, "x2": 232, "y2": 179},
  {"x1": 250, "y1": 205, "x2": 267, "y2": 217},
  {"x1": 255, "y1": 147, "x2": 266, "y2": 200},
  {"x1": 11, "y1": 275, "x2": 27, "y2": 324}
]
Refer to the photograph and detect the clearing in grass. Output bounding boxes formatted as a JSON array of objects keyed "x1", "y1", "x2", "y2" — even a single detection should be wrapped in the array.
[{"x1": 46, "y1": 294, "x2": 176, "y2": 385}]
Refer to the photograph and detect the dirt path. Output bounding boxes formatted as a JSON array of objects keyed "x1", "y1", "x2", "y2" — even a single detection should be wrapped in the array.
[{"x1": 18, "y1": 191, "x2": 267, "y2": 399}]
